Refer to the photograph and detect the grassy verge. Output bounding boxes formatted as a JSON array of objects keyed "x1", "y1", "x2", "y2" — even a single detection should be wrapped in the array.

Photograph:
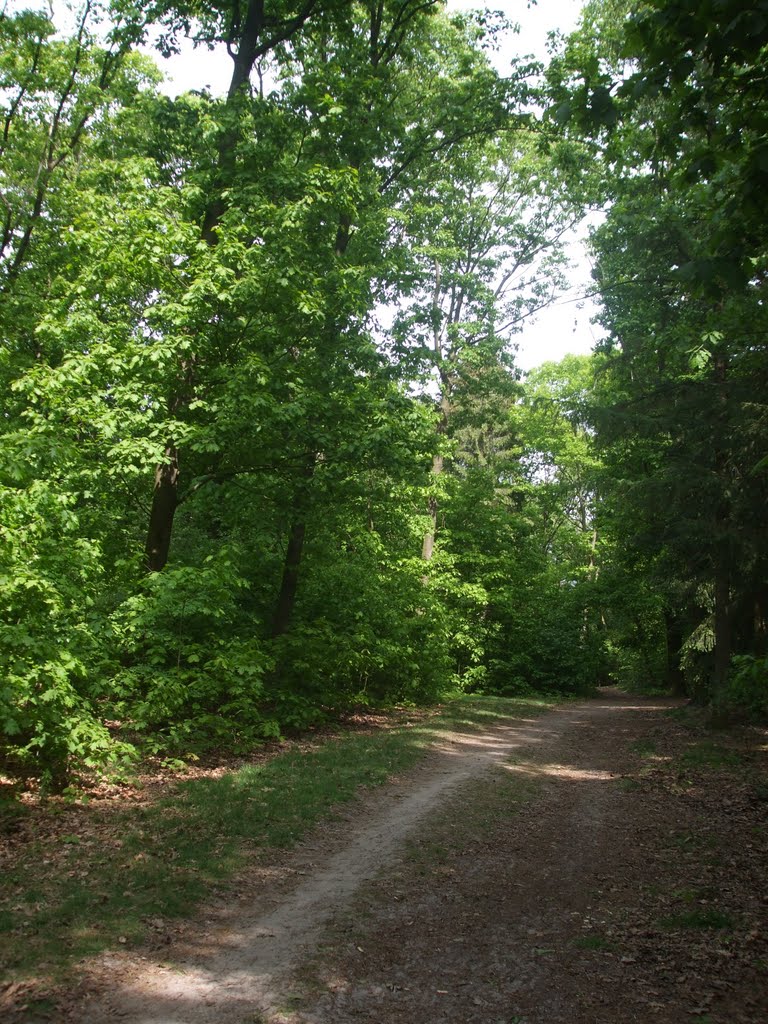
[{"x1": 0, "y1": 694, "x2": 557, "y2": 986}]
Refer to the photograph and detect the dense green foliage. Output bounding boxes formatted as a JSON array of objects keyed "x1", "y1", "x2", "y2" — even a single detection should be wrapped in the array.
[
  {"x1": 552, "y1": 0, "x2": 768, "y2": 706},
  {"x1": 1, "y1": 0, "x2": 766, "y2": 785},
  {"x1": 0, "y1": 0, "x2": 599, "y2": 784}
]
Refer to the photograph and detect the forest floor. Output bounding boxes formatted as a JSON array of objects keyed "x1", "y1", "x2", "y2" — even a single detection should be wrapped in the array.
[{"x1": 3, "y1": 687, "x2": 768, "y2": 1024}]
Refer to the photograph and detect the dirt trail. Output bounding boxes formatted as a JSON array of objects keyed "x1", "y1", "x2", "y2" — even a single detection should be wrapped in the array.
[{"x1": 75, "y1": 689, "x2": 767, "y2": 1024}]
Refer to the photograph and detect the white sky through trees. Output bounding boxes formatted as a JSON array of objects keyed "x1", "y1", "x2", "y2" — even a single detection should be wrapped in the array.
[
  {"x1": 447, "y1": 1, "x2": 603, "y2": 371},
  {"x1": 150, "y1": 1, "x2": 601, "y2": 372}
]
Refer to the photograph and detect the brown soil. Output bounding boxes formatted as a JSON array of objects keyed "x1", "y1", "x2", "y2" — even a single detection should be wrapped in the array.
[
  {"x1": 5, "y1": 689, "x2": 768, "y2": 1024},
  {"x1": 297, "y1": 691, "x2": 768, "y2": 1024}
]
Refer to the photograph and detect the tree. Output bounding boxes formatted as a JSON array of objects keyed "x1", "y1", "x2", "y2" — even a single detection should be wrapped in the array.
[
  {"x1": 391, "y1": 127, "x2": 581, "y2": 556},
  {"x1": 574, "y1": 0, "x2": 768, "y2": 700},
  {"x1": 620, "y1": 0, "x2": 768, "y2": 289},
  {"x1": 3, "y1": 1, "x2": 579, "y2": 777},
  {"x1": 0, "y1": 4, "x2": 165, "y2": 780}
]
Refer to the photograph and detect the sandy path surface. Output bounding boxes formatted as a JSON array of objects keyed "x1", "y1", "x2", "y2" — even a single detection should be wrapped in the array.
[{"x1": 75, "y1": 689, "x2": 767, "y2": 1024}]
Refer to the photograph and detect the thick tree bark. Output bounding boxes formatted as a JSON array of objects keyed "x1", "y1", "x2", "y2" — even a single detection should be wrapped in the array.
[
  {"x1": 144, "y1": 444, "x2": 180, "y2": 572},
  {"x1": 271, "y1": 520, "x2": 308, "y2": 638}
]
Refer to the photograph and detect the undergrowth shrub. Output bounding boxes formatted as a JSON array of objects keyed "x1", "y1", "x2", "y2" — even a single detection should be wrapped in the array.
[
  {"x1": 717, "y1": 655, "x2": 768, "y2": 719},
  {"x1": 0, "y1": 484, "x2": 134, "y2": 785},
  {"x1": 111, "y1": 553, "x2": 277, "y2": 750}
]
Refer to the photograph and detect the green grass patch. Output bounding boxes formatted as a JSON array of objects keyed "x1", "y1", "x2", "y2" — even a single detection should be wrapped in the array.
[
  {"x1": 630, "y1": 739, "x2": 658, "y2": 757},
  {"x1": 430, "y1": 695, "x2": 559, "y2": 733},
  {"x1": 667, "y1": 829, "x2": 698, "y2": 849},
  {"x1": 618, "y1": 777, "x2": 641, "y2": 791},
  {"x1": 679, "y1": 741, "x2": 743, "y2": 769},
  {"x1": 0, "y1": 694, "x2": 553, "y2": 984},
  {"x1": 665, "y1": 705, "x2": 705, "y2": 728},
  {"x1": 659, "y1": 908, "x2": 734, "y2": 931},
  {"x1": 670, "y1": 887, "x2": 699, "y2": 904},
  {"x1": 572, "y1": 934, "x2": 614, "y2": 951}
]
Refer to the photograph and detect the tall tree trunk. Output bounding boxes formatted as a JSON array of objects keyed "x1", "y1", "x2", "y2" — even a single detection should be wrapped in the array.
[
  {"x1": 581, "y1": 527, "x2": 599, "y2": 639},
  {"x1": 144, "y1": 444, "x2": 179, "y2": 572},
  {"x1": 271, "y1": 520, "x2": 308, "y2": 638},
  {"x1": 712, "y1": 351, "x2": 731, "y2": 695},
  {"x1": 713, "y1": 553, "x2": 732, "y2": 693},
  {"x1": 143, "y1": 0, "x2": 322, "y2": 571},
  {"x1": 664, "y1": 611, "x2": 687, "y2": 696},
  {"x1": 271, "y1": 456, "x2": 316, "y2": 638},
  {"x1": 754, "y1": 583, "x2": 768, "y2": 656},
  {"x1": 269, "y1": 204, "x2": 352, "y2": 631},
  {"x1": 422, "y1": 259, "x2": 449, "y2": 563},
  {"x1": 421, "y1": 452, "x2": 444, "y2": 561}
]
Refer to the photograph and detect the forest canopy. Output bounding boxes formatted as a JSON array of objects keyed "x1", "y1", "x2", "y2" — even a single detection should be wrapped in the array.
[{"x1": 1, "y1": 0, "x2": 766, "y2": 787}]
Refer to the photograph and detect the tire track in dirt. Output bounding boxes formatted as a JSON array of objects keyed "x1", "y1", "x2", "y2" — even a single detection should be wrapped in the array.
[
  {"x1": 298, "y1": 689, "x2": 672, "y2": 1024},
  {"x1": 77, "y1": 691, "x2": 678, "y2": 1024},
  {"x1": 295, "y1": 689, "x2": 767, "y2": 1024}
]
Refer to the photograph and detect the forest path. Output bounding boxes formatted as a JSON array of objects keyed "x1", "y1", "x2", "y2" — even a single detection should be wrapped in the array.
[{"x1": 76, "y1": 689, "x2": 766, "y2": 1024}]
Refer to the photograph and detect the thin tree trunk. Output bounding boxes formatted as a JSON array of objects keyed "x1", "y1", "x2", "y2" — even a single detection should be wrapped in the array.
[
  {"x1": 581, "y1": 527, "x2": 599, "y2": 638},
  {"x1": 271, "y1": 456, "x2": 316, "y2": 638},
  {"x1": 754, "y1": 584, "x2": 768, "y2": 656},
  {"x1": 713, "y1": 554, "x2": 731, "y2": 693},
  {"x1": 269, "y1": 201, "x2": 352, "y2": 632},
  {"x1": 421, "y1": 259, "x2": 449, "y2": 563},
  {"x1": 712, "y1": 351, "x2": 731, "y2": 695},
  {"x1": 421, "y1": 452, "x2": 443, "y2": 561}
]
